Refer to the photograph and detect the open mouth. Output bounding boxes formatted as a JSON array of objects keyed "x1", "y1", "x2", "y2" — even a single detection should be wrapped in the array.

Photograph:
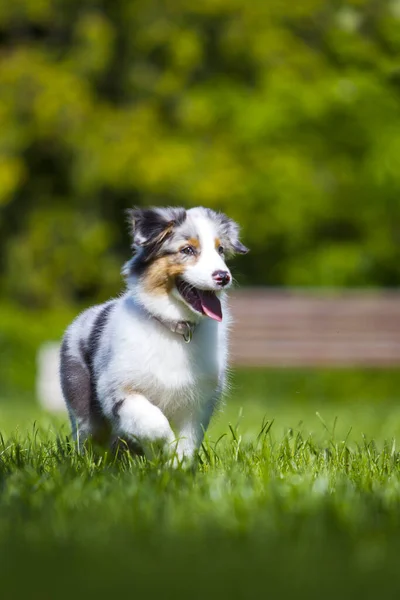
[{"x1": 176, "y1": 278, "x2": 222, "y2": 322}]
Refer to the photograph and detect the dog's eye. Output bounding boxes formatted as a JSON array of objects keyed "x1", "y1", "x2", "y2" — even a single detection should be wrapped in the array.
[
  {"x1": 218, "y1": 245, "x2": 224, "y2": 255},
  {"x1": 181, "y1": 245, "x2": 196, "y2": 256}
]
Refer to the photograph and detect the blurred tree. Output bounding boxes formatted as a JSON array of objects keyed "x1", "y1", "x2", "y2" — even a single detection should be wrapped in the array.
[{"x1": 0, "y1": 0, "x2": 399, "y2": 307}]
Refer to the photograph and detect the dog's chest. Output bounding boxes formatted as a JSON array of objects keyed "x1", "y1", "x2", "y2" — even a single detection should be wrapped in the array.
[{"x1": 115, "y1": 318, "x2": 221, "y2": 411}]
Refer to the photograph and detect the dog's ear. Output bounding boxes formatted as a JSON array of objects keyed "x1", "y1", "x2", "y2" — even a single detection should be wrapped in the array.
[
  {"x1": 127, "y1": 207, "x2": 187, "y2": 261},
  {"x1": 225, "y1": 219, "x2": 249, "y2": 255},
  {"x1": 211, "y1": 211, "x2": 249, "y2": 256}
]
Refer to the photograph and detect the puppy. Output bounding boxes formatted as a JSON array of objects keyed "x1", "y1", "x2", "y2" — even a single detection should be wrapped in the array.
[{"x1": 60, "y1": 206, "x2": 248, "y2": 461}]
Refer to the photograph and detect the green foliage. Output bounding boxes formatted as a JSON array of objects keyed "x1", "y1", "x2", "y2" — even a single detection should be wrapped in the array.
[
  {"x1": 0, "y1": 302, "x2": 73, "y2": 398},
  {"x1": 0, "y1": 0, "x2": 399, "y2": 306}
]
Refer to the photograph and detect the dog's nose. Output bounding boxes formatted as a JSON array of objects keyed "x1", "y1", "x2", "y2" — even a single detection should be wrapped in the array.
[{"x1": 212, "y1": 270, "x2": 231, "y2": 287}]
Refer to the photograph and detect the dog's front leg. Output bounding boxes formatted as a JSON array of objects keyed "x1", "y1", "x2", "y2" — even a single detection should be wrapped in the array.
[
  {"x1": 112, "y1": 393, "x2": 176, "y2": 460},
  {"x1": 173, "y1": 400, "x2": 217, "y2": 464}
]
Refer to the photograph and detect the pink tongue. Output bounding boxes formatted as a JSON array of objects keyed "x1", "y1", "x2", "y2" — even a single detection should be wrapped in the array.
[{"x1": 198, "y1": 291, "x2": 223, "y2": 322}]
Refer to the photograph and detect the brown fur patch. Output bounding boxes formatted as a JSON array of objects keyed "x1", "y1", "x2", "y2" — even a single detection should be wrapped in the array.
[
  {"x1": 142, "y1": 237, "x2": 201, "y2": 296},
  {"x1": 143, "y1": 256, "x2": 186, "y2": 295},
  {"x1": 178, "y1": 237, "x2": 200, "y2": 253},
  {"x1": 167, "y1": 263, "x2": 187, "y2": 279},
  {"x1": 215, "y1": 237, "x2": 221, "y2": 250}
]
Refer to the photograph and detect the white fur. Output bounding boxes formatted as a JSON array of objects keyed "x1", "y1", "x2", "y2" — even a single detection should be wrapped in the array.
[
  {"x1": 116, "y1": 393, "x2": 176, "y2": 455},
  {"x1": 180, "y1": 208, "x2": 230, "y2": 289},
  {"x1": 61, "y1": 208, "x2": 235, "y2": 463}
]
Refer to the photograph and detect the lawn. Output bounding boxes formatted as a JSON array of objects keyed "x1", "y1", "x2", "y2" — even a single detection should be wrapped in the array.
[{"x1": 1, "y1": 368, "x2": 400, "y2": 599}]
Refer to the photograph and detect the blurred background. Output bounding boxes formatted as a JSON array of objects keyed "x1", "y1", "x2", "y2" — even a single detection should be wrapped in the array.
[{"x1": 0, "y1": 0, "x2": 399, "y2": 437}]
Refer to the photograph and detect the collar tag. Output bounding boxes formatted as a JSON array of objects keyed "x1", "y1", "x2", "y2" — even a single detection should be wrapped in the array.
[
  {"x1": 174, "y1": 321, "x2": 194, "y2": 343},
  {"x1": 182, "y1": 325, "x2": 193, "y2": 343},
  {"x1": 153, "y1": 314, "x2": 196, "y2": 342}
]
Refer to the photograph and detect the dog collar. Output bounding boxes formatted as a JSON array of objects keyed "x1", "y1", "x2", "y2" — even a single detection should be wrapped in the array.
[{"x1": 153, "y1": 316, "x2": 196, "y2": 343}]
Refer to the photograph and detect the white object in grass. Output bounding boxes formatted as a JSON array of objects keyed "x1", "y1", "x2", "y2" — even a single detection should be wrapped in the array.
[{"x1": 36, "y1": 342, "x2": 65, "y2": 412}]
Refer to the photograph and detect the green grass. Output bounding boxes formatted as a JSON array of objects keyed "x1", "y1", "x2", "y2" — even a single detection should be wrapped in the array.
[{"x1": 1, "y1": 369, "x2": 400, "y2": 599}]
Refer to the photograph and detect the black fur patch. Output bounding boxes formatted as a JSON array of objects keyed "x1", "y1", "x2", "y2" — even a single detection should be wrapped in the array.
[
  {"x1": 127, "y1": 256, "x2": 146, "y2": 278},
  {"x1": 130, "y1": 208, "x2": 186, "y2": 248},
  {"x1": 112, "y1": 399, "x2": 124, "y2": 418},
  {"x1": 78, "y1": 301, "x2": 115, "y2": 420},
  {"x1": 60, "y1": 336, "x2": 92, "y2": 421},
  {"x1": 127, "y1": 207, "x2": 187, "y2": 274},
  {"x1": 61, "y1": 302, "x2": 116, "y2": 443},
  {"x1": 85, "y1": 301, "x2": 115, "y2": 375},
  {"x1": 60, "y1": 336, "x2": 109, "y2": 441},
  {"x1": 132, "y1": 208, "x2": 186, "y2": 243}
]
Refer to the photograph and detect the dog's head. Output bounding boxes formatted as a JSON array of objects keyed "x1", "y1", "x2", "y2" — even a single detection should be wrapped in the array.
[{"x1": 123, "y1": 206, "x2": 248, "y2": 322}]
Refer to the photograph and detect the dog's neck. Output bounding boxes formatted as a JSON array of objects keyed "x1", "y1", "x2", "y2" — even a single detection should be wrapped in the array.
[
  {"x1": 125, "y1": 280, "x2": 199, "y2": 341},
  {"x1": 152, "y1": 315, "x2": 196, "y2": 343}
]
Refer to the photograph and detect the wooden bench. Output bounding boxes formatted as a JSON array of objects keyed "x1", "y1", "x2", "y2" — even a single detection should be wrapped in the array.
[{"x1": 229, "y1": 289, "x2": 400, "y2": 367}]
